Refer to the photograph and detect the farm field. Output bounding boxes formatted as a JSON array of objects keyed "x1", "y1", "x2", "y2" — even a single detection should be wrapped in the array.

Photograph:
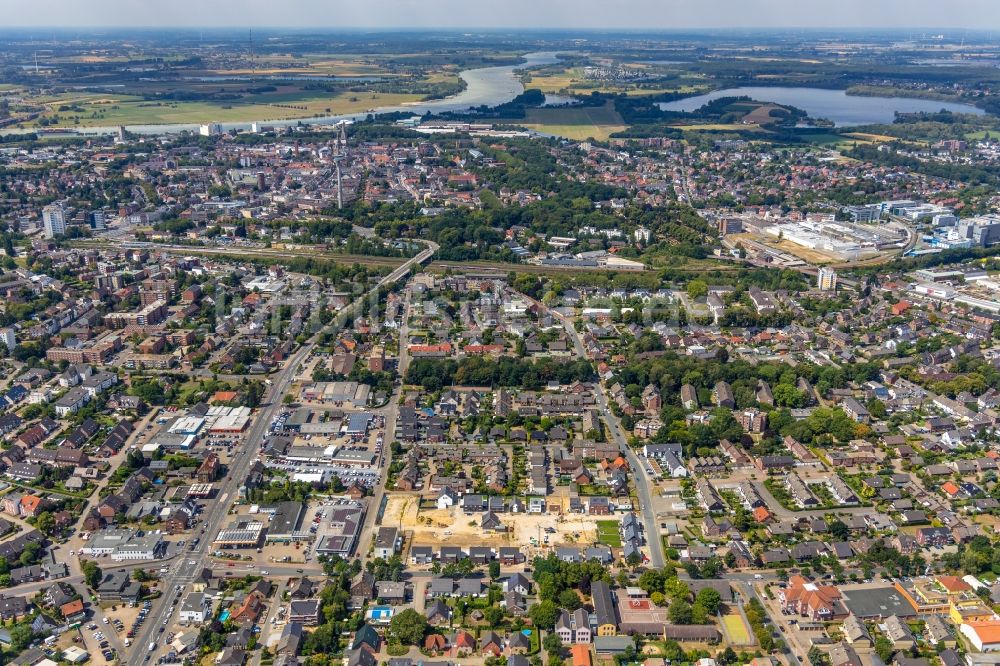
[
  {"x1": 20, "y1": 90, "x2": 422, "y2": 128},
  {"x1": 521, "y1": 101, "x2": 627, "y2": 140},
  {"x1": 525, "y1": 66, "x2": 708, "y2": 97}
]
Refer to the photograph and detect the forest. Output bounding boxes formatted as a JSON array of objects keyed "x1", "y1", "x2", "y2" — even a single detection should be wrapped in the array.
[{"x1": 404, "y1": 356, "x2": 596, "y2": 391}]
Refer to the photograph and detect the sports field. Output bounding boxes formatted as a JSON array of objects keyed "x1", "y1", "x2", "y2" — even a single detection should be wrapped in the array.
[{"x1": 721, "y1": 612, "x2": 753, "y2": 646}]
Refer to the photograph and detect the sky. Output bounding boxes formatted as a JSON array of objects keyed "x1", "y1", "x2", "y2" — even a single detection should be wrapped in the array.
[{"x1": 2, "y1": 0, "x2": 999, "y2": 30}]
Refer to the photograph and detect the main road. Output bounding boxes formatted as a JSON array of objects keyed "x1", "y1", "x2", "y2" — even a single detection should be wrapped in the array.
[{"x1": 127, "y1": 242, "x2": 436, "y2": 666}]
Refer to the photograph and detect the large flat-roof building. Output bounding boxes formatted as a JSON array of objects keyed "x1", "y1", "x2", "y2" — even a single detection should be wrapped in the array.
[
  {"x1": 215, "y1": 520, "x2": 265, "y2": 549},
  {"x1": 264, "y1": 502, "x2": 307, "y2": 542}
]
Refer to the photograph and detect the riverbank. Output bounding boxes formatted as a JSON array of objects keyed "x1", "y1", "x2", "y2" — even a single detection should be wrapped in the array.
[{"x1": 844, "y1": 84, "x2": 976, "y2": 106}]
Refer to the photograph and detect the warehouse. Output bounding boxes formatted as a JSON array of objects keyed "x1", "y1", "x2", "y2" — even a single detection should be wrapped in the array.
[
  {"x1": 344, "y1": 412, "x2": 374, "y2": 439},
  {"x1": 208, "y1": 406, "x2": 252, "y2": 434}
]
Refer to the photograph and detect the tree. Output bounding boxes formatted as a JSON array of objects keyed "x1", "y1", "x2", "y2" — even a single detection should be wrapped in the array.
[
  {"x1": 668, "y1": 599, "x2": 693, "y2": 625},
  {"x1": 692, "y1": 602, "x2": 711, "y2": 624},
  {"x1": 489, "y1": 560, "x2": 501, "y2": 581},
  {"x1": 9, "y1": 624, "x2": 32, "y2": 651},
  {"x1": 528, "y1": 599, "x2": 560, "y2": 630},
  {"x1": 638, "y1": 569, "x2": 667, "y2": 595},
  {"x1": 687, "y1": 279, "x2": 708, "y2": 300},
  {"x1": 483, "y1": 606, "x2": 505, "y2": 628},
  {"x1": 543, "y1": 632, "x2": 564, "y2": 659},
  {"x1": 35, "y1": 511, "x2": 54, "y2": 536},
  {"x1": 875, "y1": 636, "x2": 895, "y2": 663},
  {"x1": 558, "y1": 589, "x2": 582, "y2": 611},
  {"x1": 828, "y1": 520, "x2": 850, "y2": 540},
  {"x1": 695, "y1": 587, "x2": 722, "y2": 614},
  {"x1": 867, "y1": 398, "x2": 887, "y2": 420},
  {"x1": 389, "y1": 608, "x2": 427, "y2": 645},
  {"x1": 82, "y1": 560, "x2": 103, "y2": 590},
  {"x1": 664, "y1": 577, "x2": 689, "y2": 601}
]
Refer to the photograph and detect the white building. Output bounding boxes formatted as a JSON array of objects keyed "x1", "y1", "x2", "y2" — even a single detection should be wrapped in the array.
[
  {"x1": 0, "y1": 328, "x2": 14, "y2": 351},
  {"x1": 179, "y1": 592, "x2": 211, "y2": 623},
  {"x1": 42, "y1": 205, "x2": 66, "y2": 238},
  {"x1": 54, "y1": 387, "x2": 91, "y2": 417},
  {"x1": 961, "y1": 621, "x2": 1000, "y2": 652},
  {"x1": 80, "y1": 528, "x2": 135, "y2": 556},
  {"x1": 110, "y1": 534, "x2": 163, "y2": 561},
  {"x1": 373, "y1": 526, "x2": 400, "y2": 559},
  {"x1": 199, "y1": 123, "x2": 223, "y2": 137}
]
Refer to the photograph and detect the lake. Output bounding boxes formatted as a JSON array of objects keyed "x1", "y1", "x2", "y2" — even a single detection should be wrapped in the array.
[{"x1": 657, "y1": 86, "x2": 985, "y2": 126}]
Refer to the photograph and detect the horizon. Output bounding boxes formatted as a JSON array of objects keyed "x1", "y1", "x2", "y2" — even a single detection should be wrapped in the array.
[
  {"x1": 1, "y1": 0, "x2": 999, "y2": 30},
  {"x1": 3, "y1": 26, "x2": 1000, "y2": 34}
]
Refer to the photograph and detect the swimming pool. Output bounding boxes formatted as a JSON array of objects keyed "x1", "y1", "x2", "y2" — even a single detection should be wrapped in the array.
[
  {"x1": 368, "y1": 606, "x2": 392, "y2": 620},
  {"x1": 219, "y1": 610, "x2": 231, "y2": 622}
]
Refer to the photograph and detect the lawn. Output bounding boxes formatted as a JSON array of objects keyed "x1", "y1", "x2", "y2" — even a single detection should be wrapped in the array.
[
  {"x1": 525, "y1": 628, "x2": 540, "y2": 655},
  {"x1": 522, "y1": 101, "x2": 627, "y2": 141},
  {"x1": 596, "y1": 520, "x2": 622, "y2": 547},
  {"x1": 721, "y1": 612, "x2": 752, "y2": 645},
  {"x1": 578, "y1": 483, "x2": 612, "y2": 497}
]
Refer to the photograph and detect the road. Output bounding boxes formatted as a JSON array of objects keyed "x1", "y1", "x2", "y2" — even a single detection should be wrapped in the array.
[
  {"x1": 521, "y1": 289, "x2": 666, "y2": 568},
  {"x1": 126, "y1": 242, "x2": 436, "y2": 666},
  {"x1": 352, "y1": 286, "x2": 415, "y2": 564}
]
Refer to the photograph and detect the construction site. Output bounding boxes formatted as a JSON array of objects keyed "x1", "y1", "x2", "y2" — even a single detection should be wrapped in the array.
[{"x1": 382, "y1": 495, "x2": 610, "y2": 554}]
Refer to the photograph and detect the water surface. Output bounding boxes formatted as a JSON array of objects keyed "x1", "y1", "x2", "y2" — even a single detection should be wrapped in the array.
[{"x1": 657, "y1": 86, "x2": 984, "y2": 126}]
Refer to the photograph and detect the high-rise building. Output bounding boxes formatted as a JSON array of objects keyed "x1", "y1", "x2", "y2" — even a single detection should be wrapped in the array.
[
  {"x1": 42, "y1": 204, "x2": 66, "y2": 238},
  {"x1": 817, "y1": 267, "x2": 838, "y2": 291},
  {"x1": 0, "y1": 328, "x2": 15, "y2": 351},
  {"x1": 199, "y1": 123, "x2": 223, "y2": 137},
  {"x1": 90, "y1": 211, "x2": 106, "y2": 230}
]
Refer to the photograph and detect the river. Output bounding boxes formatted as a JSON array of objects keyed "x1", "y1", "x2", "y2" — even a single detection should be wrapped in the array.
[
  {"x1": 657, "y1": 86, "x2": 985, "y2": 126},
  {"x1": 13, "y1": 51, "x2": 561, "y2": 137}
]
